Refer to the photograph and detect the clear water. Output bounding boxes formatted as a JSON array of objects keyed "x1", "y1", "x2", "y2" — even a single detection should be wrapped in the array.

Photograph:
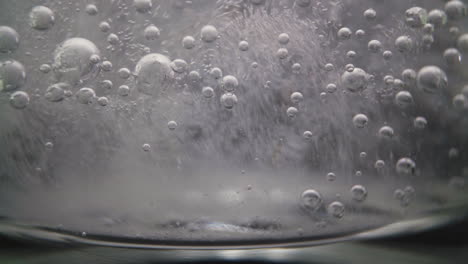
[{"x1": 1, "y1": 0, "x2": 468, "y2": 249}]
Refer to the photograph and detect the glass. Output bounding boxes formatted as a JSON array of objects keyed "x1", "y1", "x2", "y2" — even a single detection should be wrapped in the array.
[{"x1": 1, "y1": 0, "x2": 467, "y2": 250}]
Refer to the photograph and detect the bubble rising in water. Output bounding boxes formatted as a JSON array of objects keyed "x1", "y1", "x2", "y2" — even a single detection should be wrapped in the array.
[
  {"x1": 134, "y1": 0, "x2": 152, "y2": 13},
  {"x1": 341, "y1": 68, "x2": 368, "y2": 92},
  {"x1": 396, "y1": 158, "x2": 416, "y2": 176},
  {"x1": 301, "y1": 189, "x2": 322, "y2": 211},
  {"x1": 182, "y1": 36, "x2": 195, "y2": 49},
  {"x1": 52, "y1": 38, "x2": 100, "y2": 84},
  {"x1": 220, "y1": 93, "x2": 238, "y2": 109},
  {"x1": 75, "y1": 87, "x2": 96, "y2": 104},
  {"x1": 350, "y1": 185, "x2": 368, "y2": 202},
  {"x1": 405, "y1": 7, "x2": 428, "y2": 28},
  {"x1": 134, "y1": 53, "x2": 174, "y2": 95},
  {"x1": 45, "y1": 82, "x2": 68, "y2": 102},
  {"x1": 416, "y1": 66, "x2": 448, "y2": 94},
  {"x1": 0, "y1": 26, "x2": 19, "y2": 53},
  {"x1": 353, "y1": 114, "x2": 368, "y2": 128},
  {"x1": 222, "y1": 75, "x2": 239, "y2": 92},
  {"x1": 201, "y1": 25, "x2": 218, "y2": 43},
  {"x1": 0, "y1": 60, "x2": 26, "y2": 92},
  {"x1": 328, "y1": 201, "x2": 345, "y2": 218},
  {"x1": 29, "y1": 6, "x2": 55, "y2": 30},
  {"x1": 9, "y1": 91, "x2": 30, "y2": 109},
  {"x1": 144, "y1": 25, "x2": 160, "y2": 40}
]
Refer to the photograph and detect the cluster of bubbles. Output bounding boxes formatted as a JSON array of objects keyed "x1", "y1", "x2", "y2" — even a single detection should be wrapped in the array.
[{"x1": 1, "y1": 0, "x2": 468, "y2": 232}]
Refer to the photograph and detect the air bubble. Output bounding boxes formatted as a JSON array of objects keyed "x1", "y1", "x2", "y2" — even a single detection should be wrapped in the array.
[
  {"x1": 395, "y1": 36, "x2": 413, "y2": 53},
  {"x1": 427, "y1": 9, "x2": 447, "y2": 27},
  {"x1": 301, "y1": 189, "x2": 322, "y2": 211},
  {"x1": 135, "y1": 53, "x2": 174, "y2": 95},
  {"x1": 29, "y1": 6, "x2": 55, "y2": 30},
  {"x1": 445, "y1": 0, "x2": 467, "y2": 21},
  {"x1": 167, "y1": 121, "x2": 178, "y2": 130},
  {"x1": 85, "y1": 4, "x2": 98, "y2": 16},
  {"x1": 118, "y1": 85, "x2": 130, "y2": 97},
  {"x1": 201, "y1": 25, "x2": 218, "y2": 43},
  {"x1": 326, "y1": 83, "x2": 337, "y2": 93},
  {"x1": 202, "y1": 86, "x2": 214, "y2": 98},
  {"x1": 276, "y1": 48, "x2": 288, "y2": 59},
  {"x1": 417, "y1": 66, "x2": 448, "y2": 93},
  {"x1": 443, "y1": 48, "x2": 462, "y2": 66},
  {"x1": 364, "y1": 8, "x2": 377, "y2": 20},
  {"x1": 337, "y1": 27, "x2": 352, "y2": 40},
  {"x1": 210, "y1": 67, "x2": 223, "y2": 79},
  {"x1": 53, "y1": 38, "x2": 100, "y2": 84},
  {"x1": 378, "y1": 126, "x2": 394, "y2": 139},
  {"x1": 303, "y1": 131, "x2": 313, "y2": 140},
  {"x1": 142, "y1": 143, "x2": 151, "y2": 152},
  {"x1": 350, "y1": 185, "x2": 367, "y2": 202},
  {"x1": 182, "y1": 36, "x2": 195, "y2": 49},
  {"x1": 341, "y1": 68, "x2": 368, "y2": 92},
  {"x1": 238, "y1": 40, "x2": 249, "y2": 51},
  {"x1": 287, "y1": 107, "x2": 298, "y2": 118},
  {"x1": 353, "y1": 114, "x2": 368, "y2": 128},
  {"x1": 76, "y1": 87, "x2": 96, "y2": 104},
  {"x1": 220, "y1": 93, "x2": 238, "y2": 109},
  {"x1": 396, "y1": 158, "x2": 416, "y2": 176},
  {"x1": 222, "y1": 75, "x2": 239, "y2": 92},
  {"x1": 97, "y1": 96, "x2": 109, "y2": 106},
  {"x1": 170, "y1": 59, "x2": 188, "y2": 73},
  {"x1": 144, "y1": 25, "x2": 160, "y2": 40},
  {"x1": 414, "y1": 117, "x2": 427, "y2": 129},
  {"x1": 368, "y1": 40, "x2": 382, "y2": 53},
  {"x1": 395, "y1": 91, "x2": 413, "y2": 108},
  {"x1": 290, "y1": 92, "x2": 303, "y2": 104},
  {"x1": 9, "y1": 91, "x2": 30, "y2": 109},
  {"x1": 0, "y1": 26, "x2": 19, "y2": 53},
  {"x1": 278, "y1": 33, "x2": 290, "y2": 44},
  {"x1": 134, "y1": 0, "x2": 152, "y2": 13},
  {"x1": 0, "y1": 60, "x2": 26, "y2": 92},
  {"x1": 405, "y1": 7, "x2": 427, "y2": 28},
  {"x1": 326, "y1": 172, "x2": 336, "y2": 182},
  {"x1": 327, "y1": 201, "x2": 345, "y2": 218},
  {"x1": 45, "y1": 83, "x2": 68, "y2": 102}
]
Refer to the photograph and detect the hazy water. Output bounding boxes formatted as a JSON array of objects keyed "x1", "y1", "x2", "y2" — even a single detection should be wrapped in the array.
[{"x1": 1, "y1": 0, "x2": 468, "y2": 248}]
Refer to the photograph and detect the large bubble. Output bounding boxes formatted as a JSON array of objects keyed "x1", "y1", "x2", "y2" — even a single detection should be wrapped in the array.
[
  {"x1": 134, "y1": 53, "x2": 174, "y2": 96},
  {"x1": 52, "y1": 38, "x2": 100, "y2": 85}
]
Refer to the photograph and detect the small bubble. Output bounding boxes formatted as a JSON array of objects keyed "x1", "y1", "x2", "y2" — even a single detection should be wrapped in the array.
[
  {"x1": 97, "y1": 96, "x2": 109, "y2": 106},
  {"x1": 364, "y1": 8, "x2": 377, "y2": 20},
  {"x1": 170, "y1": 59, "x2": 188, "y2": 73},
  {"x1": 350, "y1": 185, "x2": 367, "y2": 202},
  {"x1": 9, "y1": 91, "x2": 30, "y2": 109},
  {"x1": 118, "y1": 85, "x2": 130, "y2": 97},
  {"x1": 210, "y1": 67, "x2": 223, "y2": 79},
  {"x1": 238, "y1": 40, "x2": 249, "y2": 51},
  {"x1": 326, "y1": 172, "x2": 336, "y2": 182},
  {"x1": 182, "y1": 36, "x2": 195, "y2": 49},
  {"x1": 286, "y1": 107, "x2": 298, "y2": 118},
  {"x1": 301, "y1": 189, "x2": 323, "y2": 211},
  {"x1": 220, "y1": 93, "x2": 238, "y2": 109},
  {"x1": 29, "y1": 6, "x2": 55, "y2": 30},
  {"x1": 76, "y1": 87, "x2": 96, "y2": 104},
  {"x1": 202, "y1": 86, "x2": 214, "y2": 98},
  {"x1": 396, "y1": 158, "x2": 416, "y2": 176},
  {"x1": 144, "y1": 25, "x2": 160, "y2": 40},
  {"x1": 337, "y1": 27, "x2": 352, "y2": 40},
  {"x1": 290, "y1": 92, "x2": 304, "y2": 104},
  {"x1": 201, "y1": 25, "x2": 218, "y2": 43},
  {"x1": 405, "y1": 7, "x2": 428, "y2": 28},
  {"x1": 222, "y1": 75, "x2": 239, "y2": 92},
  {"x1": 167, "y1": 120, "x2": 178, "y2": 130},
  {"x1": 303, "y1": 131, "x2": 313, "y2": 140},
  {"x1": 85, "y1": 4, "x2": 98, "y2": 16},
  {"x1": 368, "y1": 40, "x2": 382, "y2": 53},
  {"x1": 142, "y1": 143, "x2": 151, "y2": 152},
  {"x1": 276, "y1": 48, "x2": 288, "y2": 59},
  {"x1": 353, "y1": 114, "x2": 368, "y2": 128},
  {"x1": 327, "y1": 201, "x2": 345, "y2": 218},
  {"x1": 278, "y1": 33, "x2": 290, "y2": 44}
]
